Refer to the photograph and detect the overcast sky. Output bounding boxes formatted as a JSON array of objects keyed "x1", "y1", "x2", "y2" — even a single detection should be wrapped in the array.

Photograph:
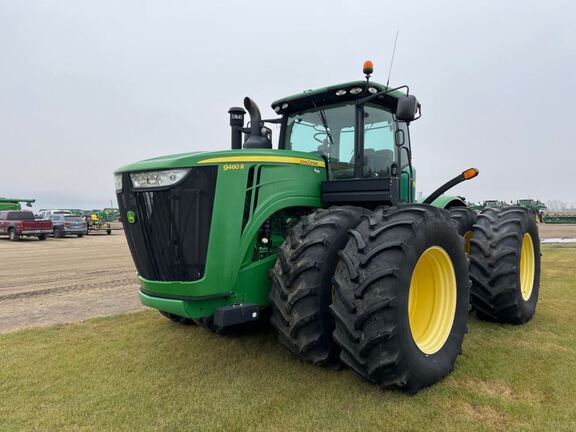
[{"x1": 1, "y1": 0, "x2": 575, "y2": 210}]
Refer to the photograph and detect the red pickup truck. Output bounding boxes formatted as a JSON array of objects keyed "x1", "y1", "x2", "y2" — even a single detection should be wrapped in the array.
[{"x1": 0, "y1": 210, "x2": 53, "y2": 241}]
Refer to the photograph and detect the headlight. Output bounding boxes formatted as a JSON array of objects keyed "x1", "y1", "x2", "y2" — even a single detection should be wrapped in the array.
[
  {"x1": 130, "y1": 169, "x2": 190, "y2": 189},
  {"x1": 114, "y1": 174, "x2": 123, "y2": 193}
]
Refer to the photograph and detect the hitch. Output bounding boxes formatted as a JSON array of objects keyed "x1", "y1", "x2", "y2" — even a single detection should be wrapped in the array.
[{"x1": 213, "y1": 303, "x2": 260, "y2": 329}]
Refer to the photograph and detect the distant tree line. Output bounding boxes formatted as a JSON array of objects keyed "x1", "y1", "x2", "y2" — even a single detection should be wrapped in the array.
[{"x1": 546, "y1": 200, "x2": 576, "y2": 211}]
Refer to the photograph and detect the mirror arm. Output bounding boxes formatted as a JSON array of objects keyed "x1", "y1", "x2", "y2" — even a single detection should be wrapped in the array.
[
  {"x1": 356, "y1": 85, "x2": 410, "y2": 105},
  {"x1": 261, "y1": 118, "x2": 283, "y2": 124}
]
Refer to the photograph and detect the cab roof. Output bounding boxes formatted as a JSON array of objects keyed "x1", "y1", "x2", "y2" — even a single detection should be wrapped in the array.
[{"x1": 271, "y1": 81, "x2": 406, "y2": 116}]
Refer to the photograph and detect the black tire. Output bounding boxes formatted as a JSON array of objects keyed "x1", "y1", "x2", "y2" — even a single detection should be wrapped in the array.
[
  {"x1": 159, "y1": 311, "x2": 195, "y2": 325},
  {"x1": 77, "y1": 234, "x2": 84, "y2": 238},
  {"x1": 38, "y1": 234, "x2": 47, "y2": 241},
  {"x1": 469, "y1": 207, "x2": 540, "y2": 324},
  {"x1": 8, "y1": 228, "x2": 20, "y2": 242},
  {"x1": 448, "y1": 206, "x2": 477, "y2": 254},
  {"x1": 269, "y1": 206, "x2": 365, "y2": 366},
  {"x1": 54, "y1": 228, "x2": 64, "y2": 238},
  {"x1": 106, "y1": 229, "x2": 112, "y2": 235},
  {"x1": 330, "y1": 204, "x2": 470, "y2": 393}
]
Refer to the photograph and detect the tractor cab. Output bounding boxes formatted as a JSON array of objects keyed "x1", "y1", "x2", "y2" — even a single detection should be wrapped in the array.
[{"x1": 229, "y1": 64, "x2": 420, "y2": 207}]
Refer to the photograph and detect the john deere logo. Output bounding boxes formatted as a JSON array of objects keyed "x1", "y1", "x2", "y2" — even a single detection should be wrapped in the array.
[{"x1": 127, "y1": 211, "x2": 136, "y2": 224}]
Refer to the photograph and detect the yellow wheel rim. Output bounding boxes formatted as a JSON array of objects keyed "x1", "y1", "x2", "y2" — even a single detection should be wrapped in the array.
[
  {"x1": 408, "y1": 246, "x2": 457, "y2": 355},
  {"x1": 520, "y1": 233, "x2": 535, "y2": 301},
  {"x1": 463, "y1": 231, "x2": 473, "y2": 255}
]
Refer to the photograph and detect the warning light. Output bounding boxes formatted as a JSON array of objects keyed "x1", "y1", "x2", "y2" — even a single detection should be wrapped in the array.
[
  {"x1": 462, "y1": 168, "x2": 479, "y2": 180},
  {"x1": 363, "y1": 60, "x2": 374, "y2": 77}
]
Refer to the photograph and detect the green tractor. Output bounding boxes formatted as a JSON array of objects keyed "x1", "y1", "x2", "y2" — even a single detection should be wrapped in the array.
[
  {"x1": 516, "y1": 199, "x2": 546, "y2": 223},
  {"x1": 482, "y1": 199, "x2": 509, "y2": 209},
  {"x1": 115, "y1": 62, "x2": 541, "y2": 392}
]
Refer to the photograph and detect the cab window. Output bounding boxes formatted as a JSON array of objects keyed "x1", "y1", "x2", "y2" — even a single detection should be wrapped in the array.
[
  {"x1": 362, "y1": 104, "x2": 395, "y2": 177},
  {"x1": 285, "y1": 102, "x2": 397, "y2": 179}
]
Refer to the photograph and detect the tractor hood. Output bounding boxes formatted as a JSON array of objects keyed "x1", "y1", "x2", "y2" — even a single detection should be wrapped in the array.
[{"x1": 114, "y1": 149, "x2": 326, "y2": 173}]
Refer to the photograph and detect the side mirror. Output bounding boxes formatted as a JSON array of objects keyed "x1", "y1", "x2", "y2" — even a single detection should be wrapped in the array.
[{"x1": 396, "y1": 95, "x2": 420, "y2": 122}]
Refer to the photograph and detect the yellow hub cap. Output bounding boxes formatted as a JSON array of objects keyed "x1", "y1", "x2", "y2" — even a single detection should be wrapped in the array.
[
  {"x1": 519, "y1": 233, "x2": 535, "y2": 301},
  {"x1": 408, "y1": 246, "x2": 457, "y2": 355}
]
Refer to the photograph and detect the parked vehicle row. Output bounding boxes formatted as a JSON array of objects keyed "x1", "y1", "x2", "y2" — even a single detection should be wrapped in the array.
[
  {"x1": 37, "y1": 210, "x2": 112, "y2": 235},
  {"x1": 0, "y1": 211, "x2": 53, "y2": 241},
  {"x1": 0, "y1": 210, "x2": 89, "y2": 241}
]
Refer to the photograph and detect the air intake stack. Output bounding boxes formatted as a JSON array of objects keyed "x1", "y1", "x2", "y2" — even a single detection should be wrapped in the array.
[{"x1": 228, "y1": 107, "x2": 246, "y2": 150}]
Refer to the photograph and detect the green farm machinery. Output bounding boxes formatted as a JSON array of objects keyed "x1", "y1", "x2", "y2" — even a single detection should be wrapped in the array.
[
  {"x1": 542, "y1": 211, "x2": 576, "y2": 224},
  {"x1": 516, "y1": 199, "x2": 546, "y2": 223},
  {"x1": 115, "y1": 62, "x2": 541, "y2": 392},
  {"x1": 0, "y1": 198, "x2": 35, "y2": 211},
  {"x1": 67, "y1": 209, "x2": 119, "y2": 234}
]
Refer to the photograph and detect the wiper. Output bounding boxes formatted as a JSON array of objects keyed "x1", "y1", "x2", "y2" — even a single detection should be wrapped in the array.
[{"x1": 312, "y1": 102, "x2": 334, "y2": 147}]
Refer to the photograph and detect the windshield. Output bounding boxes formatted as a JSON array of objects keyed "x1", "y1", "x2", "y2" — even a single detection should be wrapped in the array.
[
  {"x1": 285, "y1": 102, "x2": 397, "y2": 179},
  {"x1": 65, "y1": 216, "x2": 83, "y2": 222}
]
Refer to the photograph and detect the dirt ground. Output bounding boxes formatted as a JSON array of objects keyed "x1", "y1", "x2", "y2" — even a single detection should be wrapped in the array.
[
  {"x1": 1, "y1": 223, "x2": 574, "y2": 335},
  {"x1": 0, "y1": 232, "x2": 143, "y2": 334},
  {"x1": 537, "y1": 223, "x2": 576, "y2": 239}
]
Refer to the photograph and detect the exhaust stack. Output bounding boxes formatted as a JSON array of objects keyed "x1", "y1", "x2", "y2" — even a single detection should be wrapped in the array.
[{"x1": 243, "y1": 97, "x2": 272, "y2": 149}]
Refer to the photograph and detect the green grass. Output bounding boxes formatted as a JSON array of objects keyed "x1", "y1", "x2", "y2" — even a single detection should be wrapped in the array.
[{"x1": 1, "y1": 245, "x2": 576, "y2": 432}]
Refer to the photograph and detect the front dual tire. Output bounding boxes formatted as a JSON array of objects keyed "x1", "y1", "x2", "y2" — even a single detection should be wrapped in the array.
[
  {"x1": 270, "y1": 204, "x2": 470, "y2": 392},
  {"x1": 331, "y1": 205, "x2": 470, "y2": 392},
  {"x1": 269, "y1": 207, "x2": 365, "y2": 366}
]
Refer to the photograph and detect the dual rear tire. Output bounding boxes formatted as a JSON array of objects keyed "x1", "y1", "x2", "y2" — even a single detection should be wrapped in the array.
[{"x1": 469, "y1": 207, "x2": 540, "y2": 323}]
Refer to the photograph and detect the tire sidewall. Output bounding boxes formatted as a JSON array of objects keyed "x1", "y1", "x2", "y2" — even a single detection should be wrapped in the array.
[
  {"x1": 396, "y1": 216, "x2": 469, "y2": 386},
  {"x1": 516, "y1": 216, "x2": 540, "y2": 317}
]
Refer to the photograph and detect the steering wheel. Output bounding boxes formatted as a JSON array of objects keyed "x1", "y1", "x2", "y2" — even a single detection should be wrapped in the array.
[{"x1": 313, "y1": 132, "x2": 328, "y2": 144}]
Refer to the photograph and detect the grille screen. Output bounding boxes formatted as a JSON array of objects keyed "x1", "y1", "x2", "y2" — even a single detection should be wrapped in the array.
[{"x1": 117, "y1": 166, "x2": 217, "y2": 281}]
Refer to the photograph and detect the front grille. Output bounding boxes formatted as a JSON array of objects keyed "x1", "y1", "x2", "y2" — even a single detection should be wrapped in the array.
[{"x1": 117, "y1": 166, "x2": 217, "y2": 281}]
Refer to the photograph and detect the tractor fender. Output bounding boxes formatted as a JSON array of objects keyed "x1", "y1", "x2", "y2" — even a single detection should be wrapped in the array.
[{"x1": 425, "y1": 195, "x2": 466, "y2": 209}]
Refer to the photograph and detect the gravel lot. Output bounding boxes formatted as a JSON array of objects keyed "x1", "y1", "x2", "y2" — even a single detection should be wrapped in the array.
[
  {"x1": 537, "y1": 223, "x2": 576, "y2": 239},
  {"x1": 0, "y1": 231, "x2": 142, "y2": 334},
  {"x1": 1, "y1": 223, "x2": 574, "y2": 335}
]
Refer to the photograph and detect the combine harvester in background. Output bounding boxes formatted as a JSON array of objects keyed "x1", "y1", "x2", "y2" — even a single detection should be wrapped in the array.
[
  {"x1": 0, "y1": 198, "x2": 35, "y2": 211},
  {"x1": 114, "y1": 61, "x2": 541, "y2": 393},
  {"x1": 541, "y1": 211, "x2": 576, "y2": 224},
  {"x1": 470, "y1": 199, "x2": 576, "y2": 225}
]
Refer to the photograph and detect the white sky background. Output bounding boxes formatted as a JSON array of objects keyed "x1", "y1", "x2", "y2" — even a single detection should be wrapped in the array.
[{"x1": 1, "y1": 0, "x2": 575, "y2": 209}]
